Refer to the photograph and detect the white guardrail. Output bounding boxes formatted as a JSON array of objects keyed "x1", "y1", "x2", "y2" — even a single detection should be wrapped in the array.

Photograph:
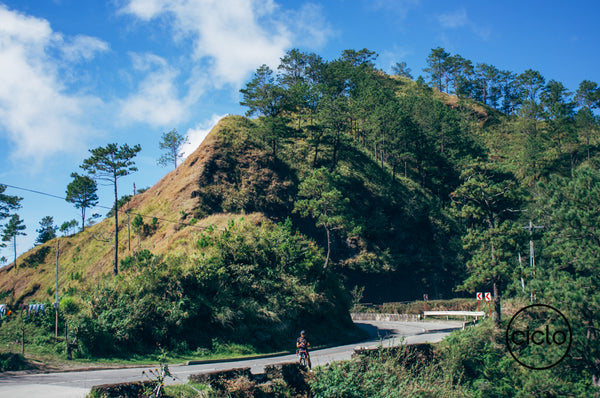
[
  {"x1": 351, "y1": 311, "x2": 486, "y2": 322},
  {"x1": 351, "y1": 313, "x2": 421, "y2": 321},
  {"x1": 423, "y1": 311, "x2": 486, "y2": 320}
]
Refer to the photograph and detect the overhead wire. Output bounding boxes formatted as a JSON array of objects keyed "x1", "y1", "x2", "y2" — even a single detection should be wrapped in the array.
[{"x1": 0, "y1": 182, "x2": 212, "y2": 232}]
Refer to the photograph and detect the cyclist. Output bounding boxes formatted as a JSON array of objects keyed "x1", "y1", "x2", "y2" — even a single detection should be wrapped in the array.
[{"x1": 296, "y1": 330, "x2": 312, "y2": 369}]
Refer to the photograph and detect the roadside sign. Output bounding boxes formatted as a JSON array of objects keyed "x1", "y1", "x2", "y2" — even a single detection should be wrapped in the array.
[
  {"x1": 423, "y1": 294, "x2": 428, "y2": 301},
  {"x1": 485, "y1": 292, "x2": 492, "y2": 301},
  {"x1": 476, "y1": 292, "x2": 483, "y2": 300}
]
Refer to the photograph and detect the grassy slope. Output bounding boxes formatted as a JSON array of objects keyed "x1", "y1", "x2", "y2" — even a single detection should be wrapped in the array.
[{"x1": 0, "y1": 116, "x2": 266, "y2": 305}]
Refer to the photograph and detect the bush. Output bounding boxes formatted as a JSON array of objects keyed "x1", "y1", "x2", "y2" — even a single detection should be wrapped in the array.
[
  {"x1": 74, "y1": 219, "x2": 356, "y2": 357},
  {"x1": 437, "y1": 319, "x2": 597, "y2": 397},
  {"x1": 0, "y1": 353, "x2": 28, "y2": 372},
  {"x1": 310, "y1": 345, "x2": 471, "y2": 397}
]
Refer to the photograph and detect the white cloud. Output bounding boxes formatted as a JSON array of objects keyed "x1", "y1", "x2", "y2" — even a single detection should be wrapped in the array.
[
  {"x1": 182, "y1": 114, "x2": 226, "y2": 157},
  {"x1": 437, "y1": 7, "x2": 490, "y2": 40},
  {"x1": 121, "y1": 0, "x2": 333, "y2": 87},
  {"x1": 119, "y1": 53, "x2": 207, "y2": 126},
  {"x1": 122, "y1": 0, "x2": 166, "y2": 20},
  {"x1": 60, "y1": 35, "x2": 110, "y2": 62},
  {"x1": 437, "y1": 8, "x2": 468, "y2": 29},
  {"x1": 289, "y1": 3, "x2": 335, "y2": 49},
  {"x1": 0, "y1": 5, "x2": 105, "y2": 163}
]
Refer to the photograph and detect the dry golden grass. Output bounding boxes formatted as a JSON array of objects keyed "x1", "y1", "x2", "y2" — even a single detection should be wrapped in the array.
[{"x1": 0, "y1": 116, "x2": 266, "y2": 305}]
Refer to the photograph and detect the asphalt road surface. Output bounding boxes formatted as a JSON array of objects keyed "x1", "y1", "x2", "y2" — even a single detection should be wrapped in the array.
[{"x1": 0, "y1": 319, "x2": 464, "y2": 398}]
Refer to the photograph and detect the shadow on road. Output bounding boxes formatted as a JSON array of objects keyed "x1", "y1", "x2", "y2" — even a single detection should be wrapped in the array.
[{"x1": 356, "y1": 323, "x2": 397, "y2": 341}]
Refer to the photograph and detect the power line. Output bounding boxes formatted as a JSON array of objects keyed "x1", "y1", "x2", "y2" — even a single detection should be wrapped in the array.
[{"x1": 0, "y1": 182, "x2": 211, "y2": 232}]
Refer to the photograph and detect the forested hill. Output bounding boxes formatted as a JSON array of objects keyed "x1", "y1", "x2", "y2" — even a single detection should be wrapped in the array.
[
  {"x1": 3, "y1": 47, "x2": 600, "y2": 305},
  {"x1": 0, "y1": 47, "x2": 599, "y2": 375}
]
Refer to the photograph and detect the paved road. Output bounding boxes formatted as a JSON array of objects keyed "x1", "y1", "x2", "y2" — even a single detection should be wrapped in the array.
[{"x1": 0, "y1": 319, "x2": 464, "y2": 398}]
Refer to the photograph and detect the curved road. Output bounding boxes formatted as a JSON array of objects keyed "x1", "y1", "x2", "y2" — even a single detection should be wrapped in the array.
[{"x1": 0, "y1": 319, "x2": 464, "y2": 398}]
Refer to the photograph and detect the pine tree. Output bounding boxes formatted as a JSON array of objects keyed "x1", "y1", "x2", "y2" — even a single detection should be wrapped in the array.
[
  {"x1": 157, "y1": 129, "x2": 189, "y2": 169},
  {"x1": 35, "y1": 216, "x2": 57, "y2": 245},
  {"x1": 294, "y1": 168, "x2": 349, "y2": 273},
  {"x1": 2, "y1": 214, "x2": 26, "y2": 269},
  {"x1": 240, "y1": 64, "x2": 290, "y2": 156},
  {"x1": 66, "y1": 173, "x2": 98, "y2": 231},
  {"x1": 539, "y1": 166, "x2": 600, "y2": 386},
  {"x1": 81, "y1": 143, "x2": 141, "y2": 275},
  {"x1": 451, "y1": 161, "x2": 527, "y2": 326},
  {"x1": 0, "y1": 184, "x2": 22, "y2": 233}
]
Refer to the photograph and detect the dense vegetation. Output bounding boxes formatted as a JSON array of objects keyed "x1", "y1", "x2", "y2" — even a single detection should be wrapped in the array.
[
  {"x1": 0, "y1": 219, "x2": 357, "y2": 359},
  {"x1": 0, "y1": 45, "x2": 599, "y2": 392},
  {"x1": 233, "y1": 46, "x2": 600, "y2": 390}
]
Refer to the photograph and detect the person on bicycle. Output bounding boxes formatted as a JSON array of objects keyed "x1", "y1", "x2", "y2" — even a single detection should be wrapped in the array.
[{"x1": 296, "y1": 330, "x2": 312, "y2": 369}]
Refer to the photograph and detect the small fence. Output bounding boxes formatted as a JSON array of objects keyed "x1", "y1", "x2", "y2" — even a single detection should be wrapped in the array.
[{"x1": 351, "y1": 313, "x2": 421, "y2": 322}]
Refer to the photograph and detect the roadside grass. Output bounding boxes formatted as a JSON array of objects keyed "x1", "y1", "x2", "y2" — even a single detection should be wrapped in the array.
[
  {"x1": 0, "y1": 320, "x2": 367, "y2": 372},
  {"x1": 163, "y1": 381, "x2": 209, "y2": 398},
  {"x1": 0, "y1": 341, "x2": 268, "y2": 371}
]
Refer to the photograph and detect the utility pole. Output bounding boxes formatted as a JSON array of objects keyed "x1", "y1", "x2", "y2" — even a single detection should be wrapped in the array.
[
  {"x1": 55, "y1": 239, "x2": 59, "y2": 338},
  {"x1": 523, "y1": 220, "x2": 544, "y2": 302},
  {"x1": 127, "y1": 210, "x2": 131, "y2": 253}
]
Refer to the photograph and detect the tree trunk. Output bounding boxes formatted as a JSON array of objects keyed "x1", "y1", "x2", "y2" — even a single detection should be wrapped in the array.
[
  {"x1": 493, "y1": 280, "x2": 501, "y2": 327},
  {"x1": 323, "y1": 227, "x2": 331, "y2": 273},
  {"x1": 13, "y1": 235, "x2": 17, "y2": 270},
  {"x1": 587, "y1": 130, "x2": 590, "y2": 163},
  {"x1": 331, "y1": 129, "x2": 340, "y2": 171},
  {"x1": 113, "y1": 178, "x2": 119, "y2": 276}
]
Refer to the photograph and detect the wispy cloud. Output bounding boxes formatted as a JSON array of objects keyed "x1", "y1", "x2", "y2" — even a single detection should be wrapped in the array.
[
  {"x1": 437, "y1": 8, "x2": 467, "y2": 29},
  {"x1": 0, "y1": 5, "x2": 106, "y2": 163},
  {"x1": 437, "y1": 7, "x2": 490, "y2": 40},
  {"x1": 60, "y1": 35, "x2": 110, "y2": 62},
  {"x1": 367, "y1": 0, "x2": 420, "y2": 20},
  {"x1": 119, "y1": 53, "x2": 192, "y2": 126},
  {"x1": 288, "y1": 3, "x2": 336, "y2": 49}
]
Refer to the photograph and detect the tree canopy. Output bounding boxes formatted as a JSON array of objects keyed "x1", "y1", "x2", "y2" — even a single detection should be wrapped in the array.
[
  {"x1": 35, "y1": 216, "x2": 57, "y2": 245},
  {"x1": 66, "y1": 173, "x2": 99, "y2": 231},
  {"x1": 157, "y1": 128, "x2": 189, "y2": 169},
  {"x1": 81, "y1": 143, "x2": 141, "y2": 275}
]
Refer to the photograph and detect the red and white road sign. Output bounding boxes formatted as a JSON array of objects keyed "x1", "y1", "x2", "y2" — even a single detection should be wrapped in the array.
[
  {"x1": 423, "y1": 294, "x2": 428, "y2": 301},
  {"x1": 476, "y1": 292, "x2": 483, "y2": 300},
  {"x1": 485, "y1": 292, "x2": 492, "y2": 301}
]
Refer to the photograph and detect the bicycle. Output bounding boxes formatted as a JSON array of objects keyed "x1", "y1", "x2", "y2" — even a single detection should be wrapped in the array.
[{"x1": 298, "y1": 348, "x2": 309, "y2": 368}]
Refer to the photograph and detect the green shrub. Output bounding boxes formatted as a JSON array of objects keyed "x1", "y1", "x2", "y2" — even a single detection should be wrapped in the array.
[
  {"x1": 73, "y1": 219, "x2": 356, "y2": 357},
  {"x1": 310, "y1": 345, "x2": 471, "y2": 397},
  {"x1": 0, "y1": 353, "x2": 28, "y2": 372}
]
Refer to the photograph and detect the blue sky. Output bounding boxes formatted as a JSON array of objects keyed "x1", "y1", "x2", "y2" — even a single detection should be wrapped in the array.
[{"x1": 1, "y1": 0, "x2": 599, "y2": 260}]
